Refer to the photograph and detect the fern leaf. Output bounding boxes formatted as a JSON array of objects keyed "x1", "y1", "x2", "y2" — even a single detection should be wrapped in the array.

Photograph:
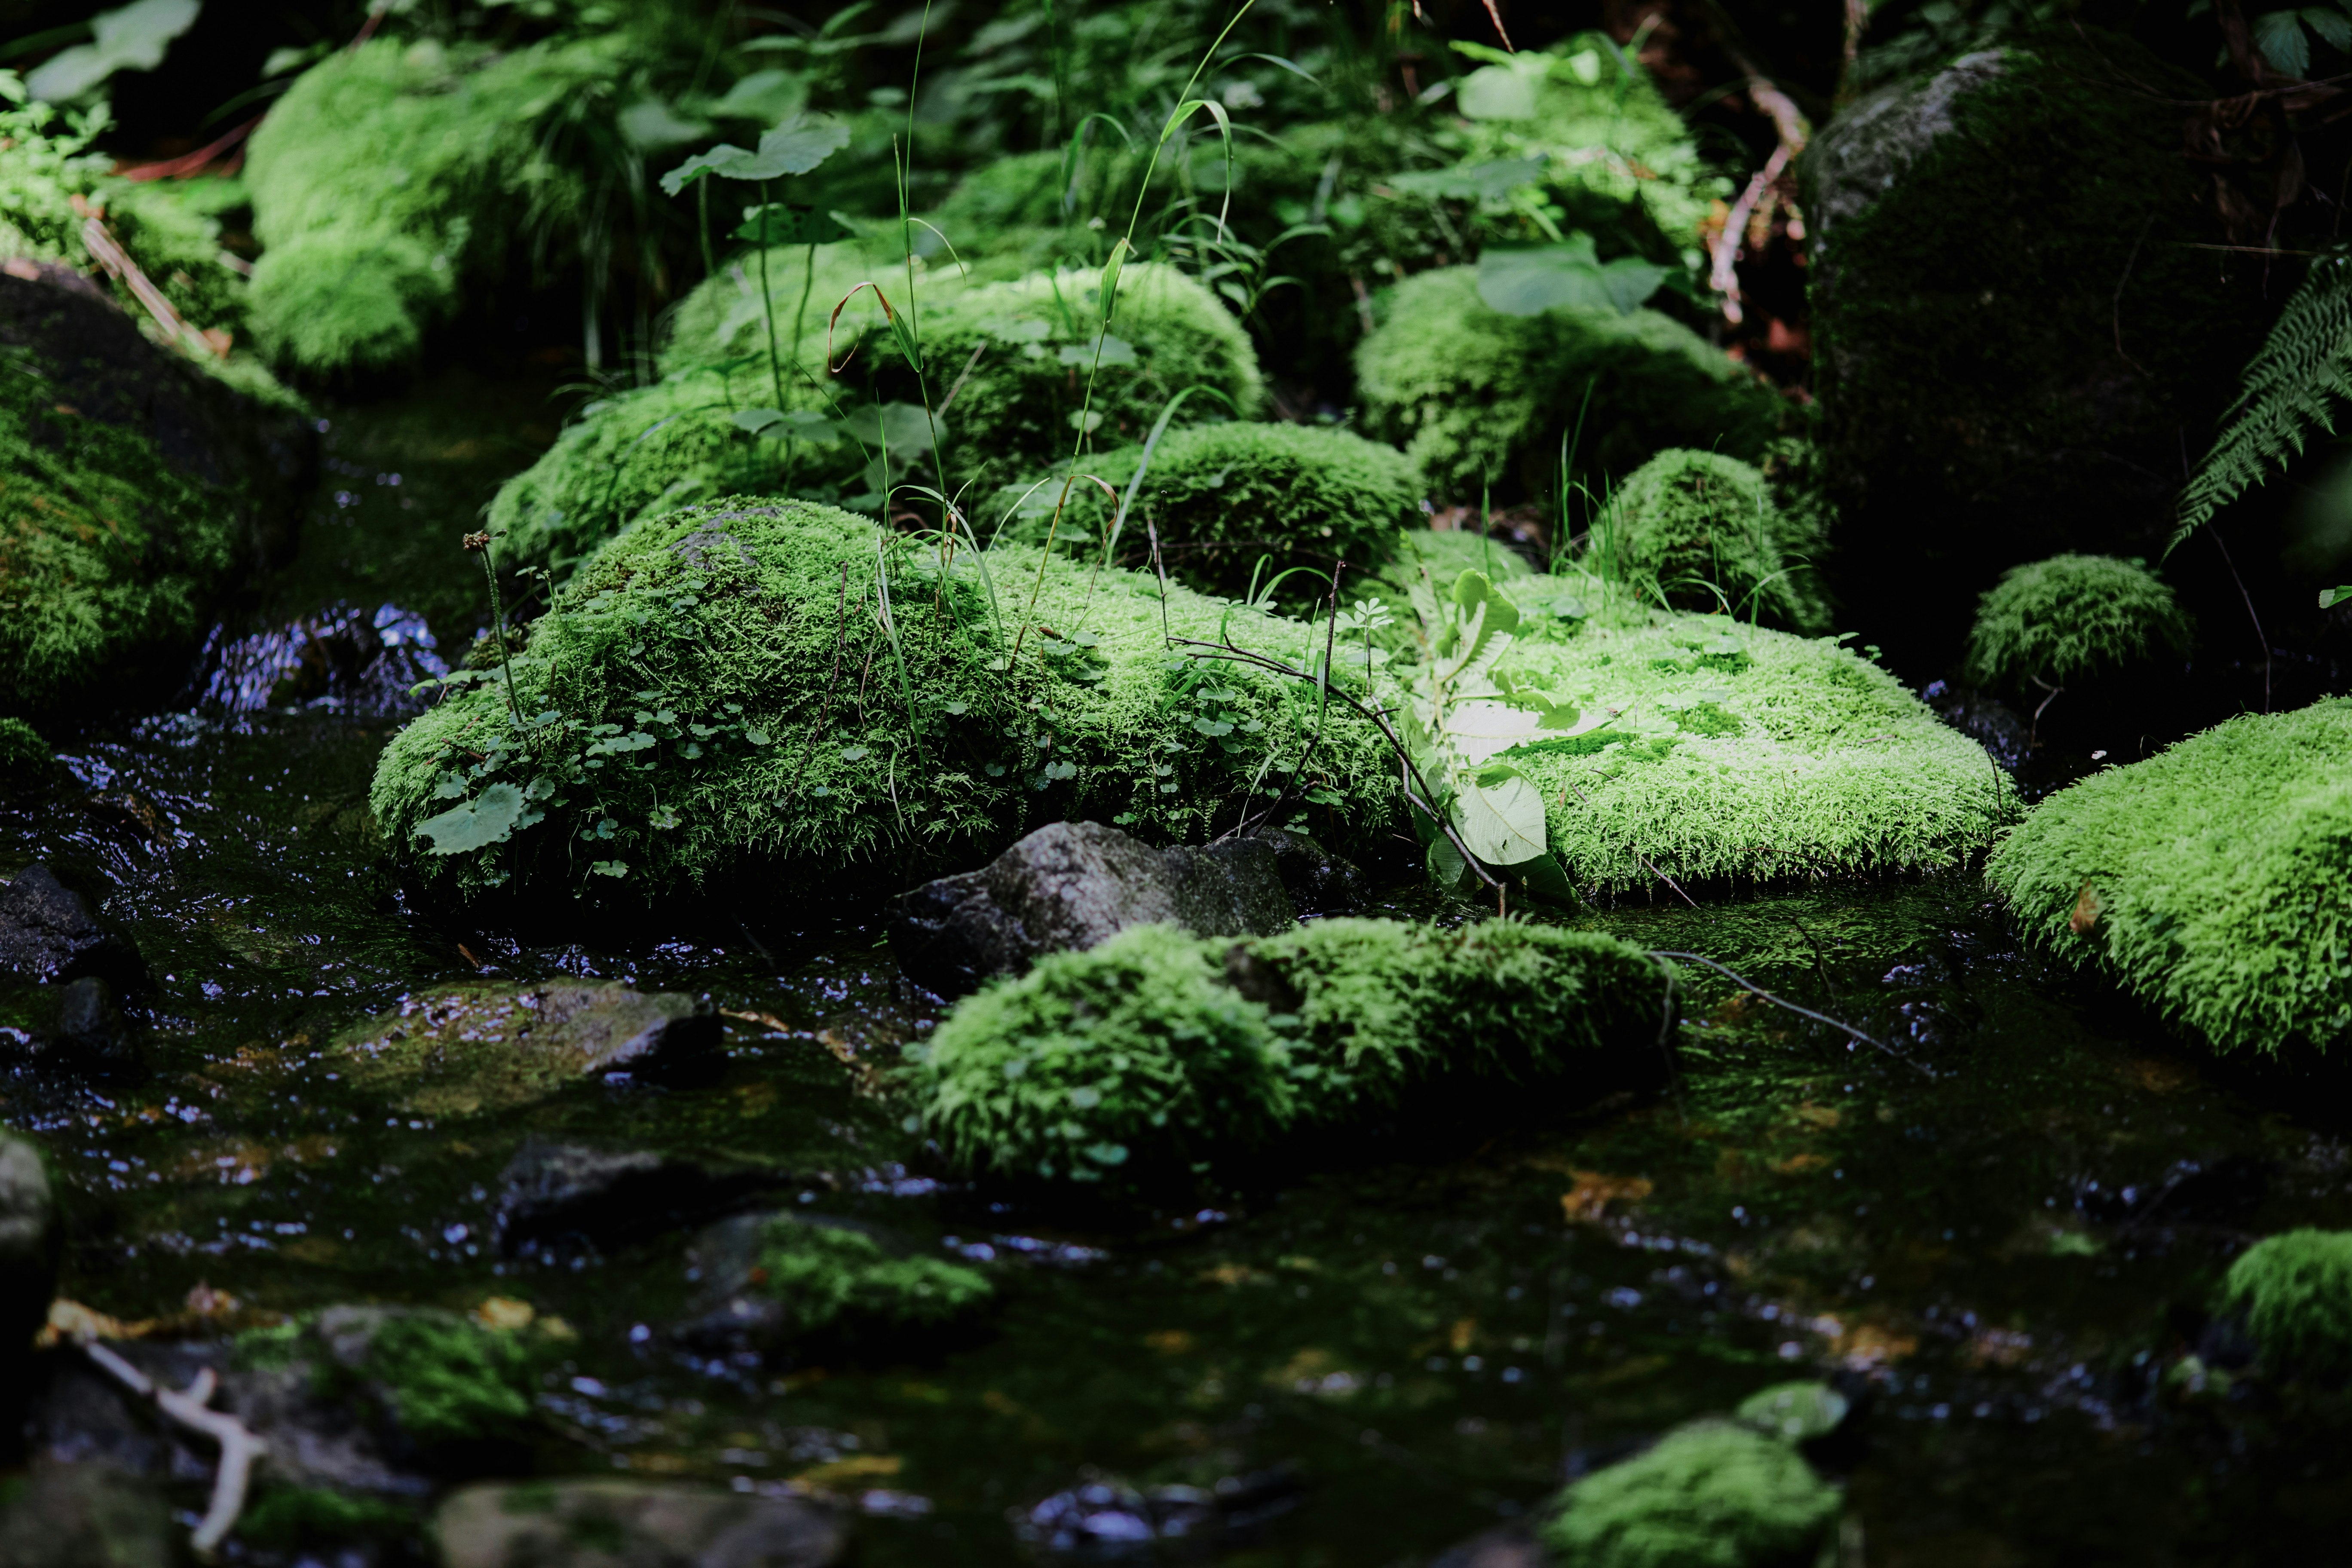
[{"x1": 2168, "y1": 251, "x2": 2352, "y2": 556}]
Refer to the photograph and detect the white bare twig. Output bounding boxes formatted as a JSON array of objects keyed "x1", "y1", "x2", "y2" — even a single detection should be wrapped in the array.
[{"x1": 76, "y1": 1337, "x2": 266, "y2": 1560}]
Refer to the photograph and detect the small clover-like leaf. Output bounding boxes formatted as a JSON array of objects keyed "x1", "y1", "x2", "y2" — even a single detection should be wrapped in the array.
[{"x1": 413, "y1": 783, "x2": 526, "y2": 856}]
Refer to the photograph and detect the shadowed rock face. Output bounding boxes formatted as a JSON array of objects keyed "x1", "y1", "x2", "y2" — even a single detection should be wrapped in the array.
[
  {"x1": 889, "y1": 821, "x2": 1308, "y2": 999},
  {"x1": 0, "y1": 864, "x2": 139, "y2": 987},
  {"x1": 1, "y1": 1132, "x2": 58, "y2": 1395}
]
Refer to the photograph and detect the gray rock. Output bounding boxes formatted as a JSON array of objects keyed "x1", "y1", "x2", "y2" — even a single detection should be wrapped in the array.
[
  {"x1": 434, "y1": 1480, "x2": 848, "y2": 1568},
  {"x1": 891, "y1": 821, "x2": 1299, "y2": 998},
  {"x1": 1801, "y1": 51, "x2": 2007, "y2": 244},
  {"x1": 324, "y1": 980, "x2": 718, "y2": 1116},
  {"x1": 1249, "y1": 827, "x2": 1371, "y2": 917},
  {"x1": 0, "y1": 1461, "x2": 175, "y2": 1568},
  {"x1": 0, "y1": 867, "x2": 138, "y2": 986},
  {"x1": 42, "y1": 979, "x2": 146, "y2": 1078},
  {"x1": 1, "y1": 1133, "x2": 58, "y2": 1377},
  {"x1": 492, "y1": 1138, "x2": 784, "y2": 1259}
]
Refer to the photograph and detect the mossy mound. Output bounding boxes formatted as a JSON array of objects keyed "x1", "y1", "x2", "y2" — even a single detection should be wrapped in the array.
[
  {"x1": 1354, "y1": 266, "x2": 1781, "y2": 505},
  {"x1": 658, "y1": 239, "x2": 903, "y2": 376},
  {"x1": 1491, "y1": 603, "x2": 2014, "y2": 891},
  {"x1": 1801, "y1": 35, "x2": 2266, "y2": 663},
  {"x1": 245, "y1": 36, "x2": 621, "y2": 378},
  {"x1": 0, "y1": 719, "x2": 50, "y2": 775},
  {"x1": 1984, "y1": 698, "x2": 2352, "y2": 1054},
  {"x1": 1964, "y1": 553, "x2": 2190, "y2": 692},
  {"x1": 994, "y1": 420, "x2": 1421, "y2": 600},
  {"x1": 370, "y1": 499, "x2": 1396, "y2": 903},
  {"x1": 1541, "y1": 1421, "x2": 1841, "y2": 1568},
  {"x1": 239, "y1": 1305, "x2": 554, "y2": 1450},
  {"x1": 752, "y1": 1216, "x2": 995, "y2": 1336},
  {"x1": 846, "y1": 262, "x2": 1263, "y2": 494},
  {"x1": 910, "y1": 919, "x2": 1675, "y2": 1186},
  {"x1": 2220, "y1": 1230, "x2": 2352, "y2": 1381},
  {"x1": 1592, "y1": 450, "x2": 1831, "y2": 635}
]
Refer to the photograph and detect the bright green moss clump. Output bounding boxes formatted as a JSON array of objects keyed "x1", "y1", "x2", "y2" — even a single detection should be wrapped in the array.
[
  {"x1": 995, "y1": 421, "x2": 1421, "y2": 599},
  {"x1": 754, "y1": 1217, "x2": 994, "y2": 1334},
  {"x1": 1592, "y1": 450, "x2": 1831, "y2": 634},
  {"x1": 240, "y1": 1306, "x2": 545, "y2": 1449},
  {"x1": 1493, "y1": 604, "x2": 2014, "y2": 890},
  {"x1": 911, "y1": 919, "x2": 1674, "y2": 1185},
  {"x1": 1964, "y1": 553, "x2": 2190, "y2": 691},
  {"x1": 371, "y1": 499, "x2": 1396, "y2": 900},
  {"x1": 1354, "y1": 266, "x2": 1781, "y2": 505},
  {"x1": 2220, "y1": 1230, "x2": 2352, "y2": 1381},
  {"x1": 1542, "y1": 1421, "x2": 1841, "y2": 1568},
  {"x1": 245, "y1": 37, "x2": 620, "y2": 377},
  {"x1": 1985, "y1": 698, "x2": 2352, "y2": 1054}
]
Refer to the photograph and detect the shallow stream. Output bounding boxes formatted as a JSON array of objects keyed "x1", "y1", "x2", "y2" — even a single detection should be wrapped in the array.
[{"x1": 6, "y1": 377, "x2": 2349, "y2": 1566}]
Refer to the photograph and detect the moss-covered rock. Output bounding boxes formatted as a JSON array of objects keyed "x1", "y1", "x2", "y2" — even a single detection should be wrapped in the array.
[
  {"x1": 2219, "y1": 1230, "x2": 2352, "y2": 1381},
  {"x1": 1984, "y1": 698, "x2": 2352, "y2": 1054},
  {"x1": 1354, "y1": 266, "x2": 1781, "y2": 506},
  {"x1": 658, "y1": 239, "x2": 902, "y2": 377},
  {"x1": 994, "y1": 420, "x2": 1421, "y2": 600},
  {"x1": 1591, "y1": 450, "x2": 1831, "y2": 634},
  {"x1": 0, "y1": 719, "x2": 49, "y2": 777},
  {"x1": 1489, "y1": 601, "x2": 2014, "y2": 890},
  {"x1": 909, "y1": 919, "x2": 1675, "y2": 1186},
  {"x1": 1541, "y1": 1421, "x2": 1841, "y2": 1568},
  {"x1": 240, "y1": 1305, "x2": 551, "y2": 1452},
  {"x1": 1, "y1": 267, "x2": 311, "y2": 715},
  {"x1": 245, "y1": 36, "x2": 624, "y2": 378},
  {"x1": 370, "y1": 499, "x2": 1397, "y2": 903},
  {"x1": 1963, "y1": 553, "x2": 2191, "y2": 692},
  {"x1": 1801, "y1": 35, "x2": 2266, "y2": 664},
  {"x1": 753, "y1": 1214, "x2": 995, "y2": 1335}
]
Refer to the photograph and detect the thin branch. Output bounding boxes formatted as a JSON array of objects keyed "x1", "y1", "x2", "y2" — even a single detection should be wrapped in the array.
[
  {"x1": 1649, "y1": 950, "x2": 1934, "y2": 1078},
  {"x1": 77, "y1": 1338, "x2": 266, "y2": 1559},
  {"x1": 2206, "y1": 523, "x2": 2273, "y2": 711}
]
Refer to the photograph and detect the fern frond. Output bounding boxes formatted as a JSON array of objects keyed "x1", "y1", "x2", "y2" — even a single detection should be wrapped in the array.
[{"x1": 2168, "y1": 251, "x2": 2352, "y2": 557}]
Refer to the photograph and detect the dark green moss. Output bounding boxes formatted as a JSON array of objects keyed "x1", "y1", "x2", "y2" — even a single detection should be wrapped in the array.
[
  {"x1": 1964, "y1": 553, "x2": 2191, "y2": 692},
  {"x1": 753, "y1": 1216, "x2": 995, "y2": 1333},
  {"x1": 2219, "y1": 1230, "x2": 2352, "y2": 1380},
  {"x1": 238, "y1": 1488, "x2": 417, "y2": 1549}
]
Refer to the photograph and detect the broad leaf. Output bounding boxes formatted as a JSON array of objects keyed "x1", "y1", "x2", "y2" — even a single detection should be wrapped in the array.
[
  {"x1": 708, "y1": 68, "x2": 808, "y2": 122},
  {"x1": 735, "y1": 203, "x2": 857, "y2": 245},
  {"x1": 1386, "y1": 156, "x2": 1547, "y2": 203},
  {"x1": 2254, "y1": 8, "x2": 2313, "y2": 76},
  {"x1": 1479, "y1": 239, "x2": 1669, "y2": 318},
  {"x1": 1457, "y1": 60, "x2": 1543, "y2": 120},
  {"x1": 1453, "y1": 765, "x2": 1550, "y2": 865},
  {"x1": 413, "y1": 783, "x2": 526, "y2": 857},
  {"x1": 27, "y1": 0, "x2": 199, "y2": 102}
]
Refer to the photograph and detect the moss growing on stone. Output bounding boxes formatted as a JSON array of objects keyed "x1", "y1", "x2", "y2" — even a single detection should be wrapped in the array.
[
  {"x1": 1354, "y1": 266, "x2": 1782, "y2": 505},
  {"x1": 1541, "y1": 1421, "x2": 1841, "y2": 1568},
  {"x1": 0, "y1": 719, "x2": 49, "y2": 774},
  {"x1": 244, "y1": 1306, "x2": 547, "y2": 1450},
  {"x1": 659, "y1": 239, "x2": 902, "y2": 377},
  {"x1": 1984, "y1": 698, "x2": 2352, "y2": 1054},
  {"x1": 239, "y1": 1488, "x2": 417, "y2": 1549},
  {"x1": 1494, "y1": 603, "x2": 2014, "y2": 890},
  {"x1": 2220, "y1": 1230, "x2": 2352, "y2": 1381},
  {"x1": 245, "y1": 36, "x2": 622, "y2": 378},
  {"x1": 1963, "y1": 553, "x2": 2190, "y2": 692},
  {"x1": 994, "y1": 420, "x2": 1421, "y2": 599},
  {"x1": 1590, "y1": 450, "x2": 1831, "y2": 634},
  {"x1": 910, "y1": 919, "x2": 1674, "y2": 1185},
  {"x1": 370, "y1": 498, "x2": 1396, "y2": 901},
  {"x1": 753, "y1": 1216, "x2": 995, "y2": 1333}
]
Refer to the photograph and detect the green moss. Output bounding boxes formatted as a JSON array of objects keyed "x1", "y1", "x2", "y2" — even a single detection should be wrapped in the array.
[
  {"x1": 369, "y1": 498, "x2": 1397, "y2": 901},
  {"x1": 1493, "y1": 603, "x2": 2015, "y2": 889},
  {"x1": 354, "y1": 1311, "x2": 537, "y2": 1443},
  {"x1": 1541, "y1": 1421, "x2": 1841, "y2": 1568},
  {"x1": 993, "y1": 420, "x2": 1421, "y2": 600},
  {"x1": 2220, "y1": 1230, "x2": 2352, "y2": 1380},
  {"x1": 1354, "y1": 266, "x2": 1782, "y2": 506},
  {"x1": 752, "y1": 1216, "x2": 994, "y2": 1334},
  {"x1": 658, "y1": 239, "x2": 896, "y2": 377},
  {"x1": 239, "y1": 1488, "x2": 416, "y2": 1549},
  {"x1": 1591, "y1": 450, "x2": 1831, "y2": 634},
  {"x1": 244, "y1": 36, "x2": 622, "y2": 378},
  {"x1": 910, "y1": 919, "x2": 1673, "y2": 1184},
  {"x1": 1963, "y1": 553, "x2": 2190, "y2": 691},
  {"x1": 0, "y1": 718, "x2": 49, "y2": 772},
  {"x1": 1984, "y1": 698, "x2": 2352, "y2": 1054}
]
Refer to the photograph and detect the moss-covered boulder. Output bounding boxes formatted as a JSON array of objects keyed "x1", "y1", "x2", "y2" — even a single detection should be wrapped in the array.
[
  {"x1": 994, "y1": 420, "x2": 1421, "y2": 600},
  {"x1": 1801, "y1": 36, "x2": 2266, "y2": 664},
  {"x1": 1541, "y1": 1421, "x2": 1841, "y2": 1568},
  {"x1": 239, "y1": 1305, "x2": 553, "y2": 1454},
  {"x1": 1985, "y1": 698, "x2": 2352, "y2": 1054},
  {"x1": 370, "y1": 499, "x2": 1396, "y2": 903},
  {"x1": 1591, "y1": 450, "x2": 1831, "y2": 634},
  {"x1": 1964, "y1": 553, "x2": 2190, "y2": 694},
  {"x1": 909, "y1": 919, "x2": 1675, "y2": 1187},
  {"x1": 1, "y1": 267, "x2": 312, "y2": 715},
  {"x1": 1489, "y1": 602, "x2": 2015, "y2": 891},
  {"x1": 1354, "y1": 266, "x2": 1782, "y2": 506},
  {"x1": 681, "y1": 1212, "x2": 995, "y2": 1351},
  {"x1": 245, "y1": 36, "x2": 623, "y2": 378},
  {"x1": 2219, "y1": 1230, "x2": 2352, "y2": 1381},
  {"x1": 658, "y1": 239, "x2": 902, "y2": 377}
]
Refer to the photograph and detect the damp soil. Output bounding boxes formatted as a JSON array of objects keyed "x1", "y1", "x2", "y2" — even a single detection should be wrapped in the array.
[{"x1": 6, "y1": 375, "x2": 2351, "y2": 1568}]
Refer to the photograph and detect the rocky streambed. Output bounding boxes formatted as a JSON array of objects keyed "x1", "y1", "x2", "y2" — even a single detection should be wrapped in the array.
[{"x1": 5, "y1": 377, "x2": 2351, "y2": 1568}]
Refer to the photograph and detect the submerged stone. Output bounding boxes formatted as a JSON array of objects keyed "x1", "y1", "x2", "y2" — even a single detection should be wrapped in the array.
[
  {"x1": 0, "y1": 865, "x2": 137, "y2": 986},
  {"x1": 891, "y1": 820, "x2": 1298, "y2": 999},
  {"x1": 491, "y1": 1138, "x2": 782, "y2": 1259},
  {"x1": 1540, "y1": 1421, "x2": 1841, "y2": 1568},
  {"x1": 435, "y1": 1480, "x2": 848, "y2": 1568},
  {"x1": 1984, "y1": 698, "x2": 2352, "y2": 1054},
  {"x1": 2218, "y1": 1229, "x2": 2352, "y2": 1382},
  {"x1": 1491, "y1": 602, "x2": 2015, "y2": 891},
  {"x1": 325, "y1": 980, "x2": 717, "y2": 1116}
]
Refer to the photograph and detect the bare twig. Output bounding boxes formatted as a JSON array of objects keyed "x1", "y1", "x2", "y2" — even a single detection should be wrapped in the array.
[
  {"x1": 2205, "y1": 524, "x2": 2272, "y2": 711},
  {"x1": 1649, "y1": 950, "x2": 1935, "y2": 1078},
  {"x1": 77, "y1": 1338, "x2": 266, "y2": 1559},
  {"x1": 80, "y1": 215, "x2": 225, "y2": 360}
]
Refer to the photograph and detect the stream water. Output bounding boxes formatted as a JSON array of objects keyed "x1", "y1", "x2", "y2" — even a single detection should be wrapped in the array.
[{"x1": 6, "y1": 376, "x2": 2349, "y2": 1566}]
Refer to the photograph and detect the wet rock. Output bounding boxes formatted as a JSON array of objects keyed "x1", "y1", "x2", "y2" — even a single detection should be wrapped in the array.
[
  {"x1": 435, "y1": 1480, "x2": 848, "y2": 1568},
  {"x1": 491, "y1": 1138, "x2": 784, "y2": 1258},
  {"x1": 37, "y1": 979, "x2": 147, "y2": 1078},
  {"x1": 325, "y1": 980, "x2": 718, "y2": 1115},
  {"x1": 1921, "y1": 680, "x2": 2029, "y2": 771},
  {"x1": 1243, "y1": 827, "x2": 1368, "y2": 919},
  {"x1": 1014, "y1": 1468, "x2": 1303, "y2": 1556},
  {"x1": 673, "y1": 1212, "x2": 992, "y2": 1357},
  {"x1": 2, "y1": 1134, "x2": 58, "y2": 1384},
  {"x1": 891, "y1": 821, "x2": 1297, "y2": 998},
  {"x1": 0, "y1": 1460, "x2": 175, "y2": 1568},
  {"x1": 0, "y1": 866, "x2": 139, "y2": 987}
]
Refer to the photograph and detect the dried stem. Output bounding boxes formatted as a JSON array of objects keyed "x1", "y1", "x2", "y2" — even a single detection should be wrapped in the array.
[{"x1": 77, "y1": 1338, "x2": 266, "y2": 1559}]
